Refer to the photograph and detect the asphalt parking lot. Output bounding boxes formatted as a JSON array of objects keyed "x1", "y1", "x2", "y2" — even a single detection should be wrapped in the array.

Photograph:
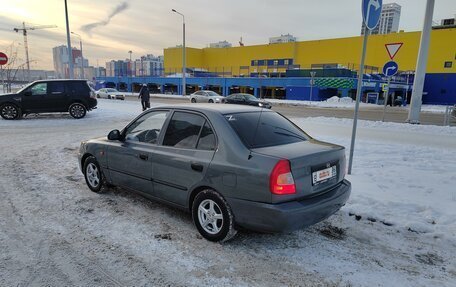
[{"x1": 127, "y1": 96, "x2": 448, "y2": 126}]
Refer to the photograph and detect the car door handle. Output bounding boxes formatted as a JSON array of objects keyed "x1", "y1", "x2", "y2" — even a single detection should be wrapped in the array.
[
  {"x1": 191, "y1": 163, "x2": 203, "y2": 172},
  {"x1": 138, "y1": 154, "x2": 148, "y2": 161}
]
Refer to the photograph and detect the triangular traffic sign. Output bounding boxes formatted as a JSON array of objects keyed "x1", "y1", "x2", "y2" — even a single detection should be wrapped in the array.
[{"x1": 385, "y1": 43, "x2": 403, "y2": 60}]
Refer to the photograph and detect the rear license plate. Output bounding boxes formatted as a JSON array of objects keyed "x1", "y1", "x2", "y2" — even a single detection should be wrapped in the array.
[{"x1": 312, "y1": 166, "x2": 337, "y2": 185}]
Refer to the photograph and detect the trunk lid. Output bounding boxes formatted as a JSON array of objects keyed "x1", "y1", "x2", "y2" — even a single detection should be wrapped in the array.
[{"x1": 252, "y1": 139, "x2": 346, "y2": 203}]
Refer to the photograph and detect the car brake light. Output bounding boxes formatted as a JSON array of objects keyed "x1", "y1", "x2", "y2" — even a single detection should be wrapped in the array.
[
  {"x1": 270, "y1": 159, "x2": 296, "y2": 195},
  {"x1": 90, "y1": 90, "x2": 96, "y2": 99}
]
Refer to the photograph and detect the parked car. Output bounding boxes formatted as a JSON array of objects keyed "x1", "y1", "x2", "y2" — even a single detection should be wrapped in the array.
[
  {"x1": 79, "y1": 104, "x2": 351, "y2": 242},
  {"x1": 225, "y1": 93, "x2": 272, "y2": 109},
  {"x1": 190, "y1": 90, "x2": 225, "y2": 103},
  {"x1": 0, "y1": 79, "x2": 97, "y2": 120},
  {"x1": 96, "y1": 88, "x2": 125, "y2": 100}
]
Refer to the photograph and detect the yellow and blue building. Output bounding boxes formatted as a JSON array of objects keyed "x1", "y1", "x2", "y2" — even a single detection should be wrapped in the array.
[{"x1": 98, "y1": 27, "x2": 456, "y2": 104}]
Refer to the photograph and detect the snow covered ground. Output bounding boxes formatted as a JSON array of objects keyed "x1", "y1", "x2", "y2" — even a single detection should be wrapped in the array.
[{"x1": 0, "y1": 99, "x2": 455, "y2": 286}]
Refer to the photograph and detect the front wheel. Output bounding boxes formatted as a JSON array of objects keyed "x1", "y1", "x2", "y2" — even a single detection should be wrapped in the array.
[
  {"x1": 0, "y1": 104, "x2": 21, "y2": 120},
  {"x1": 192, "y1": 189, "x2": 237, "y2": 242},
  {"x1": 208, "y1": 99, "x2": 214, "y2": 103},
  {"x1": 69, "y1": 103, "x2": 87, "y2": 119},
  {"x1": 191, "y1": 98, "x2": 196, "y2": 103},
  {"x1": 83, "y1": 156, "x2": 104, "y2": 192}
]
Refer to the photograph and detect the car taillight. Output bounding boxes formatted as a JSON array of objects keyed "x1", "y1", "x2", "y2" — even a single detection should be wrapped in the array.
[
  {"x1": 270, "y1": 159, "x2": 296, "y2": 195},
  {"x1": 90, "y1": 90, "x2": 96, "y2": 99}
]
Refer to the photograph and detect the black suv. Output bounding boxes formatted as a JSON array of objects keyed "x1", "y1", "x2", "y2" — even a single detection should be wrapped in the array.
[{"x1": 0, "y1": 80, "x2": 97, "y2": 120}]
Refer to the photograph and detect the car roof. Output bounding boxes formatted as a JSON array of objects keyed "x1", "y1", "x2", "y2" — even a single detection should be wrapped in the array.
[
  {"x1": 228, "y1": 93, "x2": 253, "y2": 96},
  {"x1": 32, "y1": 79, "x2": 88, "y2": 83},
  {"x1": 154, "y1": 103, "x2": 271, "y2": 115}
]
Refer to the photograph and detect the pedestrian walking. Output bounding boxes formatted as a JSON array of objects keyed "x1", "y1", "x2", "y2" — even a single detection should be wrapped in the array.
[{"x1": 138, "y1": 84, "x2": 150, "y2": 111}]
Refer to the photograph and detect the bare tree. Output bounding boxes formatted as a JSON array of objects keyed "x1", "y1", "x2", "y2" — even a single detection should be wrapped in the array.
[{"x1": 1, "y1": 42, "x2": 32, "y2": 93}]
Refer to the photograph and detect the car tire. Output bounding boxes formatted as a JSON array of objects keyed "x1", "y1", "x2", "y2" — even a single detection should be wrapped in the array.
[
  {"x1": 69, "y1": 103, "x2": 87, "y2": 119},
  {"x1": 83, "y1": 156, "x2": 104, "y2": 193},
  {"x1": 208, "y1": 99, "x2": 214, "y2": 103},
  {"x1": 191, "y1": 98, "x2": 196, "y2": 103},
  {"x1": 96, "y1": 94, "x2": 100, "y2": 98},
  {"x1": 192, "y1": 189, "x2": 237, "y2": 242},
  {"x1": 0, "y1": 103, "x2": 22, "y2": 120}
]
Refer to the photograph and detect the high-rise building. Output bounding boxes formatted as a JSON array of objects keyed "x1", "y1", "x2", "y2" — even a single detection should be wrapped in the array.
[
  {"x1": 52, "y1": 45, "x2": 84, "y2": 78},
  {"x1": 135, "y1": 54, "x2": 164, "y2": 77},
  {"x1": 361, "y1": 3, "x2": 401, "y2": 35}
]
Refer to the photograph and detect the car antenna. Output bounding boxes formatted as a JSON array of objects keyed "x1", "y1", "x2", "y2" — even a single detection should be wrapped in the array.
[{"x1": 248, "y1": 104, "x2": 265, "y2": 160}]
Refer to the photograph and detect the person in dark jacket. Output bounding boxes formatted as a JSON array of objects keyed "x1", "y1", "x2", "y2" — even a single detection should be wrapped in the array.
[{"x1": 138, "y1": 84, "x2": 150, "y2": 111}]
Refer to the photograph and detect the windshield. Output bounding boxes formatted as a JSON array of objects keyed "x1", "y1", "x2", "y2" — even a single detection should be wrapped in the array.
[
  {"x1": 207, "y1": 91, "x2": 222, "y2": 97},
  {"x1": 16, "y1": 82, "x2": 35, "y2": 94},
  {"x1": 225, "y1": 111, "x2": 310, "y2": 148},
  {"x1": 244, "y1": 94, "x2": 259, "y2": 101},
  {"x1": 107, "y1": 88, "x2": 118, "y2": 92}
]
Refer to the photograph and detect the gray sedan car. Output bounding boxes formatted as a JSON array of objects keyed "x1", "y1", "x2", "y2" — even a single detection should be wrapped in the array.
[
  {"x1": 190, "y1": 90, "x2": 225, "y2": 103},
  {"x1": 78, "y1": 104, "x2": 351, "y2": 242}
]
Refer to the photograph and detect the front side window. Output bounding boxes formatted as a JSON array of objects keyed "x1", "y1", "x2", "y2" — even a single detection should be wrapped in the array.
[
  {"x1": 163, "y1": 112, "x2": 205, "y2": 149},
  {"x1": 226, "y1": 111, "x2": 310, "y2": 148},
  {"x1": 125, "y1": 111, "x2": 169, "y2": 144},
  {"x1": 30, "y1": 83, "x2": 47, "y2": 96}
]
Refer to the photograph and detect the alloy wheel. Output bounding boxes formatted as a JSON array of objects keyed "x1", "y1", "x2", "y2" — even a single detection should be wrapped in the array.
[
  {"x1": 198, "y1": 199, "x2": 224, "y2": 235},
  {"x1": 86, "y1": 163, "x2": 100, "y2": 188},
  {"x1": 1, "y1": 105, "x2": 18, "y2": 119}
]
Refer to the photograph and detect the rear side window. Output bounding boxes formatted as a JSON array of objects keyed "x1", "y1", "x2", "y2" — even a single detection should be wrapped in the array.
[
  {"x1": 226, "y1": 112, "x2": 310, "y2": 148},
  {"x1": 163, "y1": 112, "x2": 206, "y2": 149},
  {"x1": 67, "y1": 81, "x2": 89, "y2": 95},
  {"x1": 197, "y1": 122, "x2": 216, "y2": 150},
  {"x1": 48, "y1": 82, "x2": 65, "y2": 93}
]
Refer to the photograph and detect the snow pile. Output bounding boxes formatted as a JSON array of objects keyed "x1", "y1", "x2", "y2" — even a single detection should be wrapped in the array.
[
  {"x1": 293, "y1": 116, "x2": 456, "y2": 241},
  {"x1": 326, "y1": 96, "x2": 342, "y2": 103},
  {"x1": 339, "y1": 96, "x2": 354, "y2": 104}
]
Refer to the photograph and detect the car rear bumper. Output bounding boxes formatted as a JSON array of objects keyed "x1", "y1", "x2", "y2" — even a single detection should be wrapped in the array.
[
  {"x1": 227, "y1": 179, "x2": 351, "y2": 233},
  {"x1": 87, "y1": 98, "x2": 98, "y2": 110}
]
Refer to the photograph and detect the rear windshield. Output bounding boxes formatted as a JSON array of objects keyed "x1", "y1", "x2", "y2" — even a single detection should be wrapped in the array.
[{"x1": 225, "y1": 111, "x2": 310, "y2": 148}]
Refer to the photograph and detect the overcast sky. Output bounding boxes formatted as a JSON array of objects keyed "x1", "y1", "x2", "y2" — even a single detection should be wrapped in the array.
[{"x1": 0, "y1": 0, "x2": 454, "y2": 70}]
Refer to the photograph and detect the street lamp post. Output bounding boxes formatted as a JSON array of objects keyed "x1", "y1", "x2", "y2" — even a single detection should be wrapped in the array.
[
  {"x1": 71, "y1": 32, "x2": 84, "y2": 79},
  {"x1": 309, "y1": 71, "x2": 316, "y2": 101},
  {"x1": 128, "y1": 50, "x2": 132, "y2": 93},
  {"x1": 172, "y1": 9, "x2": 186, "y2": 96},
  {"x1": 64, "y1": 0, "x2": 74, "y2": 79}
]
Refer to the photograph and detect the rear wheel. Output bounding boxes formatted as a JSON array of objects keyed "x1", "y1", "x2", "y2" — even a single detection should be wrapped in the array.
[
  {"x1": 69, "y1": 103, "x2": 87, "y2": 119},
  {"x1": 191, "y1": 98, "x2": 196, "y2": 103},
  {"x1": 83, "y1": 156, "x2": 104, "y2": 192},
  {"x1": 208, "y1": 99, "x2": 214, "y2": 103},
  {"x1": 0, "y1": 104, "x2": 21, "y2": 120},
  {"x1": 192, "y1": 189, "x2": 237, "y2": 242}
]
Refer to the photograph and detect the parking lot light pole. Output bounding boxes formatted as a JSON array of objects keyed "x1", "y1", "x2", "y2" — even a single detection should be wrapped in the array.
[
  {"x1": 71, "y1": 32, "x2": 84, "y2": 79},
  {"x1": 310, "y1": 71, "x2": 316, "y2": 101},
  {"x1": 172, "y1": 9, "x2": 186, "y2": 96},
  {"x1": 64, "y1": 0, "x2": 74, "y2": 79},
  {"x1": 128, "y1": 50, "x2": 132, "y2": 94}
]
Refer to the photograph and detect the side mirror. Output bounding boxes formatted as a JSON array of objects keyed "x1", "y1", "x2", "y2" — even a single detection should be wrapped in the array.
[
  {"x1": 108, "y1": 129, "x2": 122, "y2": 141},
  {"x1": 23, "y1": 91, "x2": 32, "y2": 96}
]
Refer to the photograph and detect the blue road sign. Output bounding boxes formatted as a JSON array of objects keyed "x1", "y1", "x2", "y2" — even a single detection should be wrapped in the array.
[
  {"x1": 362, "y1": 0, "x2": 382, "y2": 30},
  {"x1": 383, "y1": 61, "x2": 399, "y2": 77}
]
